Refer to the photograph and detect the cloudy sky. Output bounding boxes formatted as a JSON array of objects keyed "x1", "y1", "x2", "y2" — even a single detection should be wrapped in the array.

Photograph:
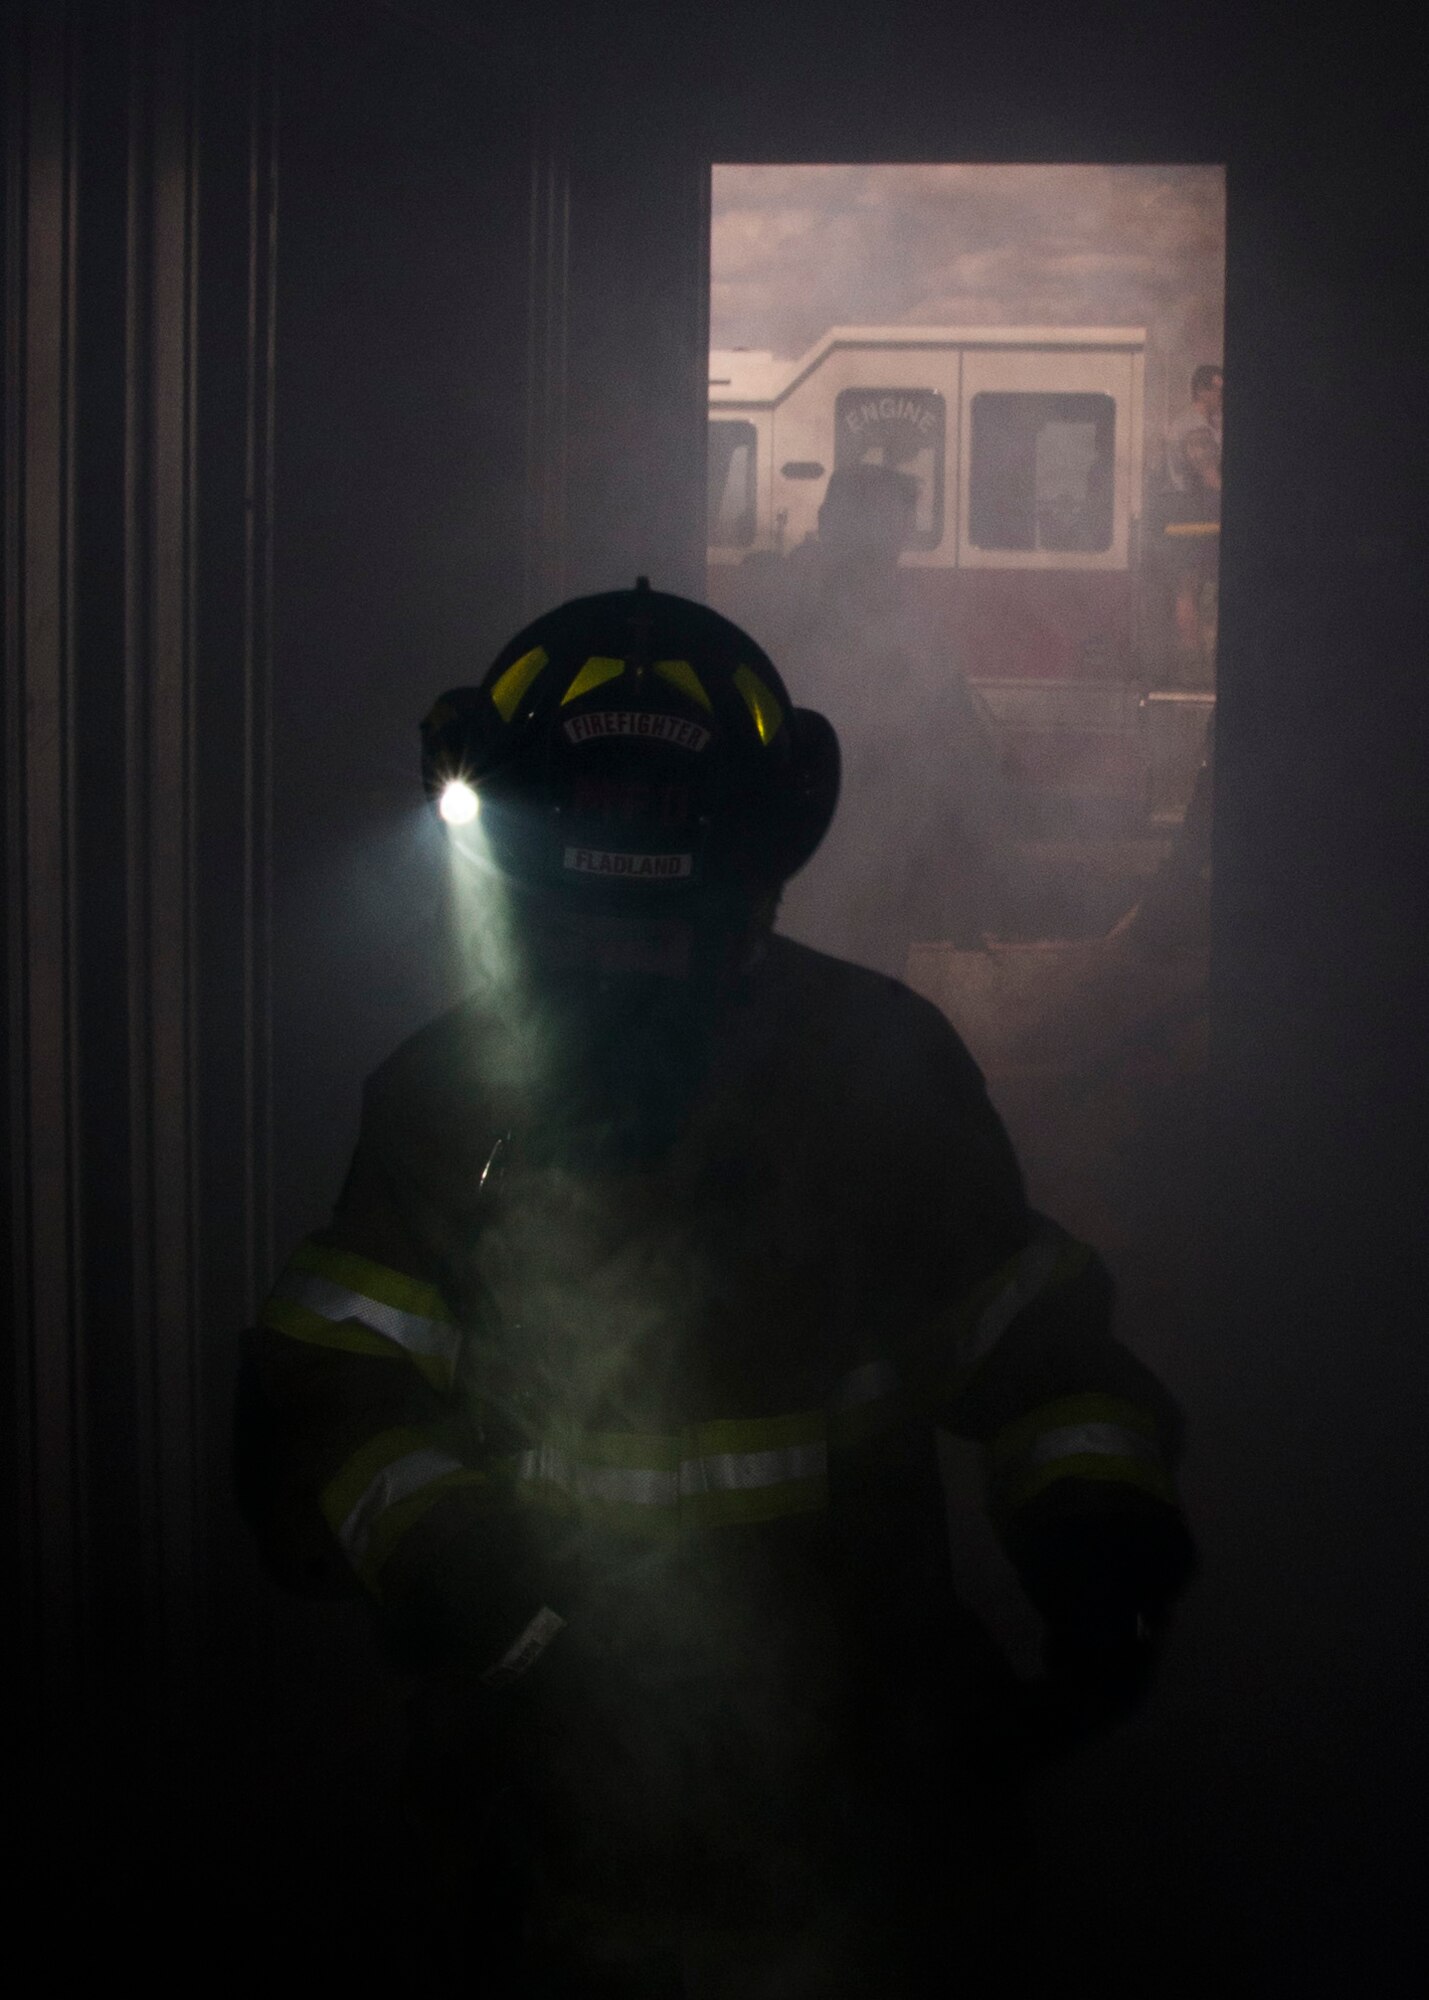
[{"x1": 711, "y1": 164, "x2": 1225, "y2": 443}]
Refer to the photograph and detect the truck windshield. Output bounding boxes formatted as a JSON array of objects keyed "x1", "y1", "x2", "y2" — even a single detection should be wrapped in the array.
[{"x1": 833, "y1": 388, "x2": 945, "y2": 550}]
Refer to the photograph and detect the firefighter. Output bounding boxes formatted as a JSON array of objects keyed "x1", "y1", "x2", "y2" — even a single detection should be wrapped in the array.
[
  {"x1": 236, "y1": 582, "x2": 1194, "y2": 1996},
  {"x1": 773, "y1": 463, "x2": 1026, "y2": 968}
]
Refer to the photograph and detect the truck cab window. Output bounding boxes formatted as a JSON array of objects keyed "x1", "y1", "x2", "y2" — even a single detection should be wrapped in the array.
[
  {"x1": 708, "y1": 419, "x2": 758, "y2": 547},
  {"x1": 970, "y1": 392, "x2": 1115, "y2": 552},
  {"x1": 834, "y1": 388, "x2": 945, "y2": 550}
]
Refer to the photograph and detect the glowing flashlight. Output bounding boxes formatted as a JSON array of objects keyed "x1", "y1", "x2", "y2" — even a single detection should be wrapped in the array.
[{"x1": 439, "y1": 778, "x2": 479, "y2": 826}]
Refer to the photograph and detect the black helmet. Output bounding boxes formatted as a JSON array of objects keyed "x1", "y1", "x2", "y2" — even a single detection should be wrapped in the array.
[{"x1": 421, "y1": 580, "x2": 839, "y2": 907}]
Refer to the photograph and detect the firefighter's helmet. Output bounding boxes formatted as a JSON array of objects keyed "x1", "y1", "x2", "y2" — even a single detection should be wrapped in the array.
[{"x1": 421, "y1": 580, "x2": 839, "y2": 905}]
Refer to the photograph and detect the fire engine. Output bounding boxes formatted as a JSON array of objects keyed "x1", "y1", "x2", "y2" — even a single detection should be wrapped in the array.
[{"x1": 706, "y1": 325, "x2": 1215, "y2": 838}]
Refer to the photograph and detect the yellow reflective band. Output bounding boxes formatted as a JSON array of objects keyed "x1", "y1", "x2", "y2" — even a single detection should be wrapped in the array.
[
  {"x1": 684, "y1": 1475, "x2": 826, "y2": 1530},
  {"x1": 359, "y1": 1472, "x2": 491, "y2": 1592},
  {"x1": 259, "y1": 1239, "x2": 459, "y2": 1389},
  {"x1": 733, "y1": 664, "x2": 784, "y2": 745},
  {"x1": 283, "y1": 1239, "x2": 454, "y2": 1326},
  {"x1": 987, "y1": 1393, "x2": 1158, "y2": 1473},
  {"x1": 561, "y1": 654, "x2": 626, "y2": 704},
  {"x1": 1164, "y1": 521, "x2": 1220, "y2": 537},
  {"x1": 995, "y1": 1453, "x2": 1177, "y2": 1516},
  {"x1": 653, "y1": 658, "x2": 713, "y2": 712},
  {"x1": 510, "y1": 1460, "x2": 827, "y2": 1536},
  {"x1": 320, "y1": 1425, "x2": 438, "y2": 1540},
  {"x1": 319, "y1": 1425, "x2": 492, "y2": 1591},
  {"x1": 986, "y1": 1392, "x2": 1175, "y2": 1518},
  {"x1": 685, "y1": 1407, "x2": 825, "y2": 1459},
  {"x1": 491, "y1": 645, "x2": 549, "y2": 721},
  {"x1": 258, "y1": 1297, "x2": 449, "y2": 1392}
]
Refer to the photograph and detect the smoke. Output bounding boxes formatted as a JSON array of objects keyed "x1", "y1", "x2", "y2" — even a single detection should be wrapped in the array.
[
  {"x1": 423, "y1": 848, "x2": 867, "y2": 1980},
  {"x1": 709, "y1": 160, "x2": 1222, "y2": 962},
  {"x1": 708, "y1": 166, "x2": 1218, "y2": 1689},
  {"x1": 712, "y1": 162, "x2": 1226, "y2": 469}
]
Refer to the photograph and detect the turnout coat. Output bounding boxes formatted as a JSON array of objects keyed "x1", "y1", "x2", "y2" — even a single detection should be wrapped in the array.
[{"x1": 238, "y1": 934, "x2": 1189, "y2": 1945}]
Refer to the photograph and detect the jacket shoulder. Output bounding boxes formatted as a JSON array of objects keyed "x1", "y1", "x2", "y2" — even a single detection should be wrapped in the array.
[
  {"x1": 355, "y1": 997, "x2": 506, "y2": 1197},
  {"x1": 363, "y1": 998, "x2": 481, "y2": 1108},
  {"x1": 762, "y1": 933, "x2": 989, "y2": 1101}
]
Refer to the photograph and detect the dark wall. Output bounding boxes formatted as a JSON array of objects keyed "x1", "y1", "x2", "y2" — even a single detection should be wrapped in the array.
[
  {"x1": 247, "y1": 2, "x2": 548, "y2": 1972},
  {"x1": 270, "y1": 0, "x2": 532, "y2": 1236},
  {"x1": 7, "y1": 0, "x2": 1425, "y2": 1989}
]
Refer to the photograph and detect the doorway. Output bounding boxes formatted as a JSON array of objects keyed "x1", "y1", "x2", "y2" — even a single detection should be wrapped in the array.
[{"x1": 708, "y1": 160, "x2": 1225, "y2": 1377}]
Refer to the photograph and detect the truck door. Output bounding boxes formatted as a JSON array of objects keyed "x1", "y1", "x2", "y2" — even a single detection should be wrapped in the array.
[
  {"x1": 955, "y1": 344, "x2": 1145, "y2": 814},
  {"x1": 957, "y1": 346, "x2": 1140, "y2": 572}
]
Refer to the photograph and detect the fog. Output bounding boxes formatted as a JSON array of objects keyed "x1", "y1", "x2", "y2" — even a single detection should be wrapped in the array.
[
  {"x1": 713, "y1": 163, "x2": 1225, "y2": 465},
  {"x1": 12, "y1": 8, "x2": 1422, "y2": 1996},
  {"x1": 708, "y1": 165, "x2": 1217, "y2": 1263}
]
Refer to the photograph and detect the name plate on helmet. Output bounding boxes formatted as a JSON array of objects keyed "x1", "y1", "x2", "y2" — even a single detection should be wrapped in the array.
[{"x1": 563, "y1": 846, "x2": 695, "y2": 881}]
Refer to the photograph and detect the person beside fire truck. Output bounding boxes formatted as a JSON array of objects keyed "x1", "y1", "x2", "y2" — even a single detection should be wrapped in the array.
[
  {"x1": 236, "y1": 582, "x2": 1194, "y2": 1995},
  {"x1": 1164, "y1": 364, "x2": 1223, "y2": 676}
]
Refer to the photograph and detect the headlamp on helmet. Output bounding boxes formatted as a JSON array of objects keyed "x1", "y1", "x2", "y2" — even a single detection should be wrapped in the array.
[{"x1": 420, "y1": 581, "x2": 839, "y2": 905}]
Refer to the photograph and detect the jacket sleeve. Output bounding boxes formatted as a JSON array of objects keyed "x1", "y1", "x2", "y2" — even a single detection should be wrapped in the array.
[
  {"x1": 940, "y1": 1222, "x2": 1194, "y2": 1623},
  {"x1": 893, "y1": 1009, "x2": 1195, "y2": 1626},
  {"x1": 235, "y1": 1085, "x2": 533, "y2": 1667}
]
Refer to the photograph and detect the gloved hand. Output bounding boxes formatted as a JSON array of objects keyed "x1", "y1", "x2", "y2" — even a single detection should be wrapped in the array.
[
  {"x1": 1019, "y1": 1606, "x2": 1164, "y2": 1765},
  {"x1": 1046, "y1": 1601, "x2": 1160, "y2": 1703},
  {"x1": 1004, "y1": 1486, "x2": 1195, "y2": 1765}
]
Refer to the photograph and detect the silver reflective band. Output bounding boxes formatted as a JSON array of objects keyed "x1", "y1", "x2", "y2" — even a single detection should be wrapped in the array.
[
  {"x1": 337, "y1": 1445, "x2": 465, "y2": 1571},
  {"x1": 514, "y1": 1439, "x2": 828, "y2": 1509},
  {"x1": 481, "y1": 1605, "x2": 566, "y2": 1689},
  {"x1": 958, "y1": 1234, "x2": 1064, "y2": 1379},
  {"x1": 679, "y1": 1441, "x2": 826, "y2": 1497},
  {"x1": 1022, "y1": 1423, "x2": 1162, "y2": 1471},
  {"x1": 517, "y1": 1446, "x2": 675, "y2": 1507},
  {"x1": 272, "y1": 1268, "x2": 460, "y2": 1366}
]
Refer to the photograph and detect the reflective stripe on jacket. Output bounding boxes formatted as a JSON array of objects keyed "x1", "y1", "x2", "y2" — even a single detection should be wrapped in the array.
[
  {"x1": 242, "y1": 935, "x2": 1188, "y2": 1617},
  {"x1": 260, "y1": 1240, "x2": 461, "y2": 1390}
]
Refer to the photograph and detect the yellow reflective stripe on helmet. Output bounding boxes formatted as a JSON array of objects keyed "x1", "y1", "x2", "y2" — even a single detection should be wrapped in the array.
[
  {"x1": 653, "y1": 658, "x2": 713, "y2": 712},
  {"x1": 259, "y1": 1240, "x2": 460, "y2": 1390},
  {"x1": 733, "y1": 664, "x2": 784, "y2": 745},
  {"x1": 319, "y1": 1425, "x2": 490, "y2": 1590},
  {"x1": 986, "y1": 1393, "x2": 1174, "y2": 1518},
  {"x1": 561, "y1": 654, "x2": 626, "y2": 704},
  {"x1": 491, "y1": 644, "x2": 549, "y2": 721}
]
